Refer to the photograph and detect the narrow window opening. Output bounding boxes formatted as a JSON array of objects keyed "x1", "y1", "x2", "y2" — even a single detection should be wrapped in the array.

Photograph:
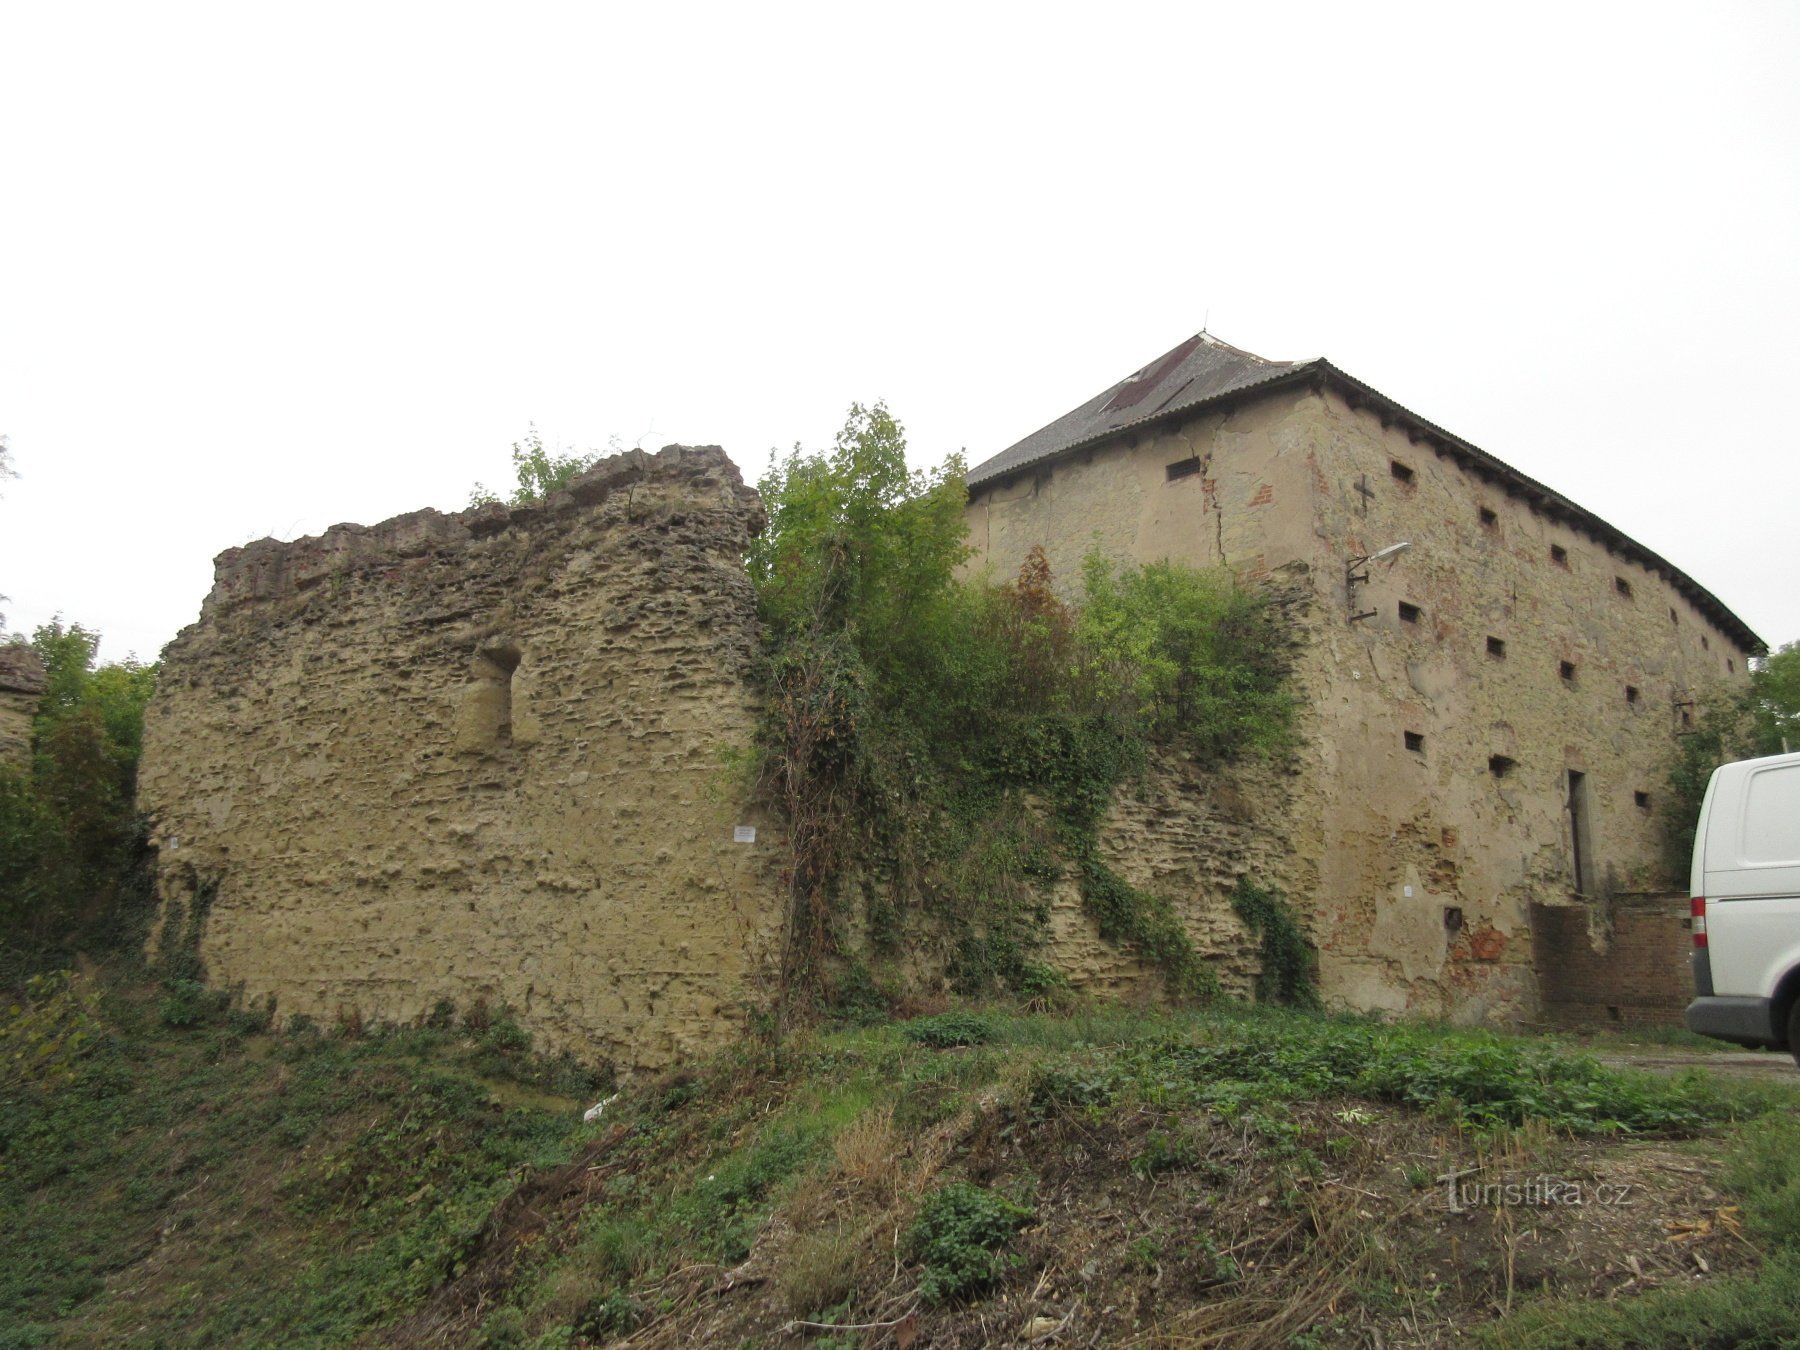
[
  {"x1": 1727, "y1": 658, "x2": 1735, "y2": 674},
  {"x1": 1165, "y1": 458, "x2": 1201, "y2": 482},
  {"x1": 477, "y1": 643, "x2": 521, "y2": 748},
  {"x1": 1390, "y1": 460, "x2": 1415, "y2": 484},
  {"x1": 1559, "y1": 660, "x2": 1577, "y2": 684},
  {"x1": 1444, "y1": 906, "x2": 1464, "y2": 933},
  {"x1": 1486, "y1": 636, "x2": 1506, "y2": 659},
  {"x1": 1568, "y1": 769, "x2": 1593, "y2": 896},
  {"x1": 1634, "y1": 791, "x2": 1651, "y2": 811},
  {"x1": 1681, "y1": 707, "x2": 1693, "y2": 730},
  {"x1": 1398, "y1": 601, "x2": 1422, "y2": 624},
  {"x1": 1404, "y1": 731, "x2": 1425, "y2": 754},
  {"x1": 1550, "y1": 544, "x2": 1569, "y2": 567},
  {"x1": 1615, "y1": 576, "x2": 1633, "y2": 599},
  {"x1": 1670, "y1": 607, "x2": 1678, "y2": 623},
  {"x1": 1478, "y1": 506, "x2": 1498, "y2": 528},
  {"x1": 1625, "y1": 685, "x2": 1640, "y2": 704},
  {"x1": 1702, "y1": 635, "x2": 1710, "y2": 651},
  {"x1": 1489, "y1": 755, "x2": 1516, "y2": 777}
]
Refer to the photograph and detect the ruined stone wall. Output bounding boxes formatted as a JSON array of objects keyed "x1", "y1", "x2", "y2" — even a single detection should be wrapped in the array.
[
  {"x1": 964, "y1": 385, "x2": 1750, "y2": 1025},
  {"x1": 0, "y1": 643, "x2": 45, "y2": 768},
  {"x1": 1530, "y1": 896, "x2": 1696, "y2": 1029},
  {"x1": 138, "y1": 446, "x2": 788, "y2": 1073}
]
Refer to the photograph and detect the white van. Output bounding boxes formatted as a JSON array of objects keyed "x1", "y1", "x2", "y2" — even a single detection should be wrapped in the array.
[{"x1": 1686, "y1": 750, "x2": 1800, "y2": 1064}]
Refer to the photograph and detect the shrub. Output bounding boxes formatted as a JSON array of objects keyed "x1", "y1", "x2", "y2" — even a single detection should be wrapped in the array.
[
  {"x1": 907, "y1": 1181, "x2": 1035, "y2": 1304},
  {"x1": 901, "y1": 1012, "x2": 997, "y2": 1048}
]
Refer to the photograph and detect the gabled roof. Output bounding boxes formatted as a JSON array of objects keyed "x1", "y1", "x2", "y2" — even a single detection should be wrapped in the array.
[
  {"x1": 967, "y1": 332, "x2": 1765, "y2": 656},
  {"x1": 967, "y1": 333, "x2": 1303, "y2": 490}
]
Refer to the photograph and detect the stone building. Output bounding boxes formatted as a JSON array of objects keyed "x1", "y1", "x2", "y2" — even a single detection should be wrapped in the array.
[
  {"x1": 964, "y1": 331, "x2": 1763, "y2": 1024},
  {"x1": 0, "y1": 643, "x2": 46, "y2": 768},
  {"x1": 138, "y1": 447, "x2": 789, "y2": 1073},
  {"x1": 139, "y1": 335, "x2": 1765, "y2": 1064}
]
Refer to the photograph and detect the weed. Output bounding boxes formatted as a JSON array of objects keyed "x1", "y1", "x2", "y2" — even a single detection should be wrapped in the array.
[
  {"x1": 908, "y1": 1180, "x2": 1035, "y2": 1304},
  {"x1": 902, "y1": 1011, "x2": 997, "y2": 1048}
]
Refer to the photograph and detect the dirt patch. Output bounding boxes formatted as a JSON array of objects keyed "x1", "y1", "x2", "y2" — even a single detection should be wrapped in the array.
[{"x1": 1598, "y1": 1050, "x2": 1798, "y2": 1081}]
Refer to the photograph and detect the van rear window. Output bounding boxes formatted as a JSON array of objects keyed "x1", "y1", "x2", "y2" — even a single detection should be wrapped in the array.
[{"x1": 1741, "y1": 763, "x2": 1800, "y2": 866}]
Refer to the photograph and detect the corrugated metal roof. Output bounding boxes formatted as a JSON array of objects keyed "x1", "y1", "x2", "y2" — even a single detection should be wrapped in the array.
[{"x1": 966, "y1": 332, "x2": 1765, "y2": 656}]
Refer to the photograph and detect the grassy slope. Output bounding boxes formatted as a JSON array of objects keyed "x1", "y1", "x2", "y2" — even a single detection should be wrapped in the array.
[{"x1": 5, "y1": 973, "x2": 1798, "y2": 1348}]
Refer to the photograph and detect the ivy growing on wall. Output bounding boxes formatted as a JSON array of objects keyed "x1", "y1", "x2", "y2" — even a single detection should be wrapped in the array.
[{"x1": 749, "y1": 404, "x2": 1299, "y2": 1019}]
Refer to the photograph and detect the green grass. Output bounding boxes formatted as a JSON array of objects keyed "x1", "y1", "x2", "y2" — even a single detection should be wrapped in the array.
[
  {"x1": 10, "y1": 969, "x2": 1800, "y2": 1347},
  {"x1": 0, "y1": 971, "x2": 599, "y2": 1346}
]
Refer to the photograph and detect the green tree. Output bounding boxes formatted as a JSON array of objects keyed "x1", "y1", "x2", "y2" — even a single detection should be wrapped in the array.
[
  {"x1": 468, "y1": 427, "x2": 598, "y2": 508},
  {"x1": 1752, "y1": 641, "x2": 1800, "y2": 753},
  {"x1": 749, "y1": 402, "x2": 969, "y2": 655},
  {"x1": 0, "y1": 619, "x2": 157, "y2": 957}
]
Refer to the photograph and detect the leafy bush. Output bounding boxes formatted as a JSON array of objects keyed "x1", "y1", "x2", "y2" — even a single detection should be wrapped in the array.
[
  {"x1": 901, "y1": 1011, "x2": 997, "y2": 1048},
  {"x1": 749, "y1": 406, "x2": 1296, "y2": 1009},
  {"x1": 0, "y1": 621, "x2": 156, "y2": 959},
  {"x1": 907, "y1": 1181, "x2": 1035, "y2": 1304}
]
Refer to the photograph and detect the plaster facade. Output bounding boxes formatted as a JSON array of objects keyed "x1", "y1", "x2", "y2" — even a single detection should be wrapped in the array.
[
  {"x1": 965, "y1": 344, "x2": 1755, "y2": 1023},
  {"x1": 139, "y1": 446, "x2": 787, "y2": 1072}
]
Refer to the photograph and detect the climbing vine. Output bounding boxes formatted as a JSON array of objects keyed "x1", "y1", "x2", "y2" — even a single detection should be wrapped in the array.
[
  {"x1": 751, "y1": 404, "x2": 1296, "y2": 1018},
  {"x1": 1229, "y1": 876, "x2": 1321, "y2": 1009}
]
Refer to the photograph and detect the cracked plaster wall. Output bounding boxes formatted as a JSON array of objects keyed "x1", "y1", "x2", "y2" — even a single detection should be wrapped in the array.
[{"x1": 965, "y1": 388, "x2": 1751, "y2": 1023}]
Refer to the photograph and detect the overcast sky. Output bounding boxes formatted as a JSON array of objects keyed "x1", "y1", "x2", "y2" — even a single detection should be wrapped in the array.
[{"x1": 2, "y1": 2, "x2": 1796, "y2": 665}]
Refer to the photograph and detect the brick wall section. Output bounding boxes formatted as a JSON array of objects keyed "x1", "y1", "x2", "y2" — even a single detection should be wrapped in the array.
[{"x1": 1530, "y1": 895, "x2": 1694, "y2": 1029}]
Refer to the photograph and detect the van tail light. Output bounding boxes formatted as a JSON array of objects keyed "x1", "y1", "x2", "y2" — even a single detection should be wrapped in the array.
[{"x1": 1691, "y1": 896, "x2": 1707, "y2": 947}]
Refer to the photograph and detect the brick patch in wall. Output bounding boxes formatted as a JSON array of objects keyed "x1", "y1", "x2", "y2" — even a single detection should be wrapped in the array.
[{"x1": 1529, "y1": 895, "x2": 1693, "y2": 1030}]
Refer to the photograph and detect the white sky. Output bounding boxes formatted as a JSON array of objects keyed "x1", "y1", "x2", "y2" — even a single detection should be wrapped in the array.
[{"x1": 2, "y1": 2, "x2": 1796, "y2": 665}]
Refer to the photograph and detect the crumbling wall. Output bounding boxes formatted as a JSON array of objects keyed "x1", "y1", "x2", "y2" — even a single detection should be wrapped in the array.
[
  {"x1": 0, "y1": 643, "x2": 45, "y2": 768},
  {"x1": 138, "y1": 446, "x2": 788, "y2": 1073},
  {"x1": 1530, "y1": 896, "x2": 1695, "y2": 1029}
]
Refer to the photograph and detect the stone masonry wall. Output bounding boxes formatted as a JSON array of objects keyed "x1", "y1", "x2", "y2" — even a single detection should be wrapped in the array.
[
  {"x1": 965, "y1": 384, "x2": 1752, "y2": 1027},
  {"x1": 1530, "y1": 896, "x2": 1695, "y2": 1029},
  {"x1": 0, "y1": 643, "x2": 46, "y2": 769},
  {"x1": 138, "y1": 446, "x2": 788, "y2": 1074}
]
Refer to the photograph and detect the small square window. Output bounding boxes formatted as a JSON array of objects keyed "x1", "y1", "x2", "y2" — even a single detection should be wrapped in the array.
[
  {"x1": 1615, "y1": 576, "x2": 1633, "y2": 599},
  {"x1": 1550, "y1": 544, "x2": 1569, "y2": 567},
  {"x1": 1634, "y1": 791, "x2": 1651, "y2": 811},
  {"x1": 1478, "y1": 506, "x2": 1498, "y2": 528},
  {"x1": 1626, "y1": 685, "x2": 1640, "y2": 704},
  {"x1": 1390, "y1": 460, "x2": 1415, "y2": 484},
  {"x1": 1404, "y1": 731, "x2": 1425, "y2": 754},
  {"x1": 1486, "y1": 636, "x2": 1506, "y2": 659},
  {"x1": 1443, "y1": 906, "x2": 1464, "y2": 932},
  {"x1": 1559, "y1": 660, "x2": 1577, "y2": 683},
  {"x1": 1166, "y1": 458, "x2": 1201, "y2": 482},
  {"x1": 1489, "y1": 755, "x2": 1516, "y2": 777},
  {"x1": 1399, "y1": 601, "x2": 1422, "y2": 624}
]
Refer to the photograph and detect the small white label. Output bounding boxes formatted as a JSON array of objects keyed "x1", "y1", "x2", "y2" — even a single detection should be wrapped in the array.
[
  {"x1": 733, "y1": 826, "x2": 756, "y2": 844},
  {"x1": 1403, "y1": 885, "x2": 1414, "y2": 898}
]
